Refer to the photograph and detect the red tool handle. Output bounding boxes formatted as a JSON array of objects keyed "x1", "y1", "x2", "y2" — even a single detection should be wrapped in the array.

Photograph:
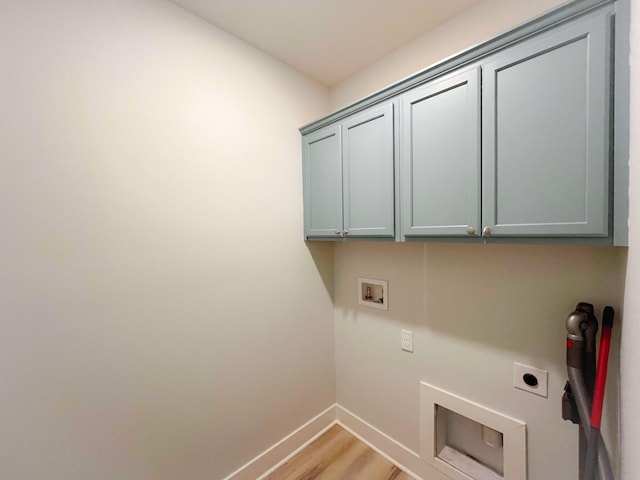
[{"x1": 590, "y1": 306, "x2": 614, "y2": 429}]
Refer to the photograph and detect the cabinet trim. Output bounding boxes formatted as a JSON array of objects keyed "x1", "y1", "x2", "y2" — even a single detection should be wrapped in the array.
[{"x1": 300, "y1": 0, "x2": 614, "y2": 137}]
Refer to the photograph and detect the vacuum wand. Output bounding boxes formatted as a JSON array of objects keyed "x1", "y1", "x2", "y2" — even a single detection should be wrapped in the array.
[
  {"x1": 583, "y1": 306, "x2": 615, "y2": 480},
  {"x1": 564, "y1": 303, "x2": 614, "y2": 480}
]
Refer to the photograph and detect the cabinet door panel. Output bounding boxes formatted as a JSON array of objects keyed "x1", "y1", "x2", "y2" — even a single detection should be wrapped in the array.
[
  {"x1": 302, "y1": 125, "x2": 342, "y2": 238},
  {"x1": 401, "y1": 68, "x2": 480, "y2": 237},
  {"x1": 482, "y1": 11, "x2": 610, "y2": 236},
  {"x1": 342, "y1": 103, "x2": 395, "y2": 237}
]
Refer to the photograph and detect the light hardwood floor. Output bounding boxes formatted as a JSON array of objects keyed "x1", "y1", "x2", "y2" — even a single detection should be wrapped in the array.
[{"x1": 264, "y1": 424, "x2": 414, "y2": 480}]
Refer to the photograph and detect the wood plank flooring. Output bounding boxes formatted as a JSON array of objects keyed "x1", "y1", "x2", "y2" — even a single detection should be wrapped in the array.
[{"x1": 264, "y1": 425, "x2": 414, "y2": 480}]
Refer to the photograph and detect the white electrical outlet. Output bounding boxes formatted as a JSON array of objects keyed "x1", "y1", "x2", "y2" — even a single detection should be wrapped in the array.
[
  {"x1": 401, "y1": 330, "x2": 413, "y2": 353},
  {"x1": 513, "y1": 362, "x2": 548, "y2": 398}
]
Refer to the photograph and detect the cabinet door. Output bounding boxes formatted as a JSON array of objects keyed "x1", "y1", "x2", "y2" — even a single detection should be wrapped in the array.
[
  {"x1": 401, "y1": 67, "x2": 481, "y2": 237},
  {"x1": 342, "y1": 103, "x2": 395, "y2": 237},
  {"x1": 482, "y1": 11, "x2": 611, "y2": 237},
  {"x1": 302, "y1": 125, "x2": 342, "y2": 238}
]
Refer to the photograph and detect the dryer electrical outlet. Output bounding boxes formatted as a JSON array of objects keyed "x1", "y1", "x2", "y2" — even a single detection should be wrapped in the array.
[{"x1": 513, "y1": 363, "x2": 548, "y2": 398}]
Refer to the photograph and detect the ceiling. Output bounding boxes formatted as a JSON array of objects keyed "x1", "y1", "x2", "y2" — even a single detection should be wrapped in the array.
[{"x1": 169, "y1": 0, "x2": 485, "y2": 87}]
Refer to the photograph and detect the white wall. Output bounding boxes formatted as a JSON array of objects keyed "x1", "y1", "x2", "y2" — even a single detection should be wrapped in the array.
[
  {"x1": 622, "y1": 0, "x2": 640, "y2": 479},
  {"x1": 330, "y1": 1, "x2": 627, "y2": 479},
  {"x1": 0, "y1": 2, "x2": 335, "y2": 479}
]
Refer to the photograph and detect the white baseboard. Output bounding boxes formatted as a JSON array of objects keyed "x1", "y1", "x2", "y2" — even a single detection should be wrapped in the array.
[
  {"x1": 222, "y1": 404, "x2": 337, "y2": 480},
  {"x1": 223, "y1": 403, "x2": 452, "y2": 480},
  {"x1": 336, "y1": 405, "x2": 450, "y2": 480}
]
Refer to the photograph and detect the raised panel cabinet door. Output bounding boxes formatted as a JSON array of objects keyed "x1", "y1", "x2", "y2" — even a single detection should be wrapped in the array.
[
  {"x1": 302, "y1": 124, "x2": 342, "y2": 238},
  {"x1": 341, "y1": 103, "x2": 395, "y2": 237},
  {"x1": 401, "y1": 67, "x2": 481, "y2": 237},
  {"x1": 482, "y1": 10, "x2": 611, "y2": 237}
]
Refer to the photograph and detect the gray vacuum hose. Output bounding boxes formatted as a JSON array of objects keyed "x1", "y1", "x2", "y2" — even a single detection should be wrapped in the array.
[{"x1": 567, "y1": 366, "x2": 614, "y2": 480}]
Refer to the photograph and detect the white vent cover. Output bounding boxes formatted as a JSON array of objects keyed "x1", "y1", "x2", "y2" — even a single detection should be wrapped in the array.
[{"x1": 420, "y1": 382, "x2": 527, "y2": 480}]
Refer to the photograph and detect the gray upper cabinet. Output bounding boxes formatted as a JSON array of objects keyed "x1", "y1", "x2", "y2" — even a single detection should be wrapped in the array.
[
  {"x1": 300, "y1": 1, "x2": 626, "y2": 245},
  {"x1": 342, "y1": 103, "x2": 395, "y2": 238},
  {"x1": 302, "y1": 125, "x2": 342, "y2": 238},
  {"x1": 482, "y1": 10, "x2": 611, "y2": 237},
  {"x1": 401, "y1": 67, "x2": 481, "y2": 238},
  {"x1": 302, "y1": 103, "x2": 395, "y2": 239}
]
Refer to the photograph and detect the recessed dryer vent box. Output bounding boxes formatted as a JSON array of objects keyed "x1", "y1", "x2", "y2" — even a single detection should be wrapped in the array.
[
  {"x1": 420, "y1": 382, "x2": 526, "y2": 480},
  {"x1": 357, "y1": 277, "x2": 388, "y2": 310}
]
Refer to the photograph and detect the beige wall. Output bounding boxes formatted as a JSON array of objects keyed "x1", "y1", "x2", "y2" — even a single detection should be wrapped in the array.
[
  {"x1": 622, "y1": 0, "x2": 639, "y2": 479},
  {"x1": 1, "y1": 1, "x2": 633, "y2": 479},
  {"x1": 330, "y1": 1, "x2": 627, "y2": 479},
  {"x1": 0, "y1": 1, "x2": 335, "y2": 479},
  {"x1": 334, "y1": 243, "x2": 625, "y2": 479}
]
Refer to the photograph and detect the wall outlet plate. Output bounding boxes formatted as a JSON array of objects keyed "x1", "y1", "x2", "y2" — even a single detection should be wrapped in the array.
[
  {"x1": 401, "y1": 329, "x2": 413, "y2": 353},
  {"x1": 513, "y1": 363, "x2": 548, "y2": 398}
]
